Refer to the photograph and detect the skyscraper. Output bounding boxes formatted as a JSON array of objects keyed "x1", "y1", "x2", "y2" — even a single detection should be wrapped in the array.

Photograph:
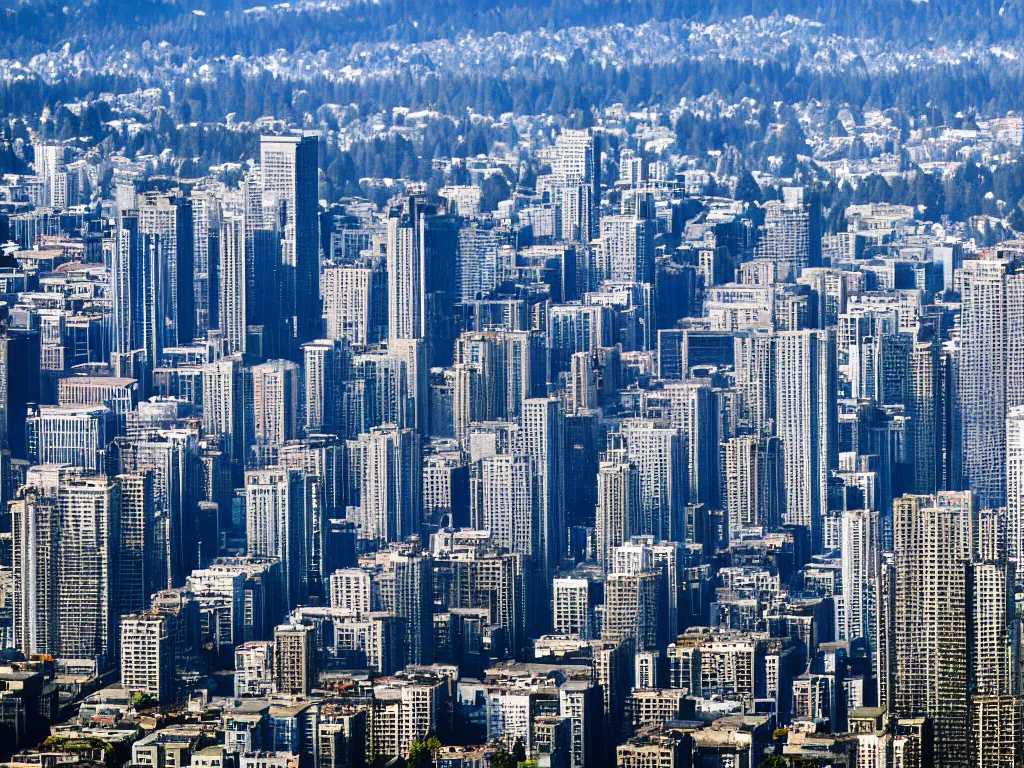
[
  {"x1": 457, "y1": 224, "x2": 503, "y2": 302},
  {"x1": 908, "y1": 330, "x2": 944, "y2": 495},
  {"x1": 274, "y1": 622, "x2": 317, "y2": 696},
  {"x1": 202, "y1": 356, "x2": 251, "y2": 470},
  {"x1": 190, "y1": 188, "x2": 221, "y2": 338},
  {"x1": 33, "y1": 142, "x2": 66, "y2": 207},
  {"x1": 968, "y1": 560, "x2": 1017, "y2": 700},
  {"x1": 839, "y1": 508, "x2": 880, "y2": 652},
  {"x1": 887, "y1": 491, "x2": 977, "y2": 767},
  {"x1": 451, "y1": 330, "x2": 547, "y2": 444},
  {"x1": 618, "y1": 420, "x2": 687, "y2": 544},
  {"x1": 722, "y1": 435, "x2": 782, "y2": 540},
  {"x1": 775, "y1": 329, "x2": 837, "y2": 555},
  {"x1": 0, "y1": 329, "x2": 41, "y2": 459},
  {"x1": 323, "y1": 264, "x2": 387, "y2": 346},
  {"x1": 389, "y1": 338, "x2": 428, "y2": 434},
  {"x1": 136, "y1": 192, "x2": 195, "y2": 348},
  {"x1": 602, "y1": 572, "x2": 659, "y2": 651},
  {"x1": 218, "y1": 211, "x2": 248, "y2": 356},
  {"x1": 521, "y1": 398, "x2": 566, "y2": 590},
  {"x1": 245, "y1": 468, "x2": 313, "y2": 607},
  {"x1": 552, "y1": 577, "x2": 592, "y2": 639},
  {"x1": 251, "y1": 359, "x2": 301, "y2": 447},
  {"x1": 116, "y1": 472, "x2": 155, "y2": 616},
  {"x1": 475, "y1": 454, "x2": 535, "y2": 557},
  {"x1": 1007, "y1": 406, "x2": 1024, "y2": 564},
  {"x1": 958, "y1": 257, "x2": 1024, "y2": 507},
  {"x1": 595, "y1": 458, "x2": 639, "y2": 569},
  {"x1": 598, "y1": 214, "x2": 654, "y2": 284},
  {"x1": 260, "y1": 134, "x2": 321, "y2": 352},
  {"x1": 303, "y1": 339, "x2": 348, "y2": 437},
  {"x1": 387, "y1": 204, "x2": 425, "y2": 343},
  {"x1": 355, "y1": 426, "x2": 422, "y2": 545},
  {"x1": 11, "y1": 485, "x2": 59, "y2": 658},
  {"x1": 385, "y1": 549, "x2": 434, "y2": 666},
  {"x1": 26, "y1": 405, "x2": 113, "y2": 473},
  {"x1": 116, "y1": 430, "x2": 203, "y2": 590},
  {"x1": 120, "y1": 611, "x2": 175, "y2": 704},
  {"x1": 754, "y1": 187, "x2": 819, "y2": 280},
  {"x1": 660, "y1": 380, "x2": 718, "y2": 507},
  {"x1": 56, "y1": 477, "x2": 120, "y2": 671},
  {"x1": 385, "y1": 195, "x2": 461, "y2": 368},
  {"x1": 553, "y1": 129, "x2": 600, "y2": 240},
  {"x1": 612, "y1": 536, "x2": 683, "y2": 644},
  {"x1": 112, "y1": 213, "x2": 161, "y2": 377}
]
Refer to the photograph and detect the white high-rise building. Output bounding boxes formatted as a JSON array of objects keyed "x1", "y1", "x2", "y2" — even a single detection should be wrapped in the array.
[
  {"x1": 595, "y1": 459, "x2": 638, "y2": 569},
  {"x1": 722, "y1": 435, "x2": 782, "y2": 539},
  {"x1": 660, "y1": 380, "x2": 717, "y2": 507},
  {"x1": 1007, "y1": 405, "x2": 1024, "y2": 563},
  {"x1": 619, "y1": 420, "x2": 687, "y2": 543},
  {"x1": 201, "y1": 356, "x2": 248, "y2": 465},
  {"x1": 552, "y1": 129, "x2": 600, "y2": 241},
  {"x1": 382, "y1": 549, "x2": 434, "y2": 666},
  {"x1": 477, "y1": 454, "x2": 535, "y2": 557},
  {"x1": 355, "y1": 426, "x2": 422, "y2": 545},
  {"x1": 11, "y1": 487, "x2": 59, "y2": 658},
  {"x1": 323, "y1": 264, "x2": 386, "y2": 346},
  {"x1": 235, "y1": 640, "x2": 274, "y2": 698},
  {"x1": 552, "y1": 577, "x2": 591, "y2": 639},
  {"x1": 553, "y1": 129, "x2": 597, "y2": 186},
  {"x1": 303, "y1": 339, "x2": 347, "y2": 436},
  {"x1": 611, "y1": 536, "x2": 682, "y2": 641},
  {"x1": 754, "y1": 190, "x2": 815, "y2": 280},
  {"x1": 559, "y1": 183, "x2": 594, "y2": 243},
  {"x1": 598, "y1": 214, "x2": 654, "y2": 284},
  {"x1": 839, "y1": 509, "x2": 880, "y2": 652},
  {"x1": 33, "y1": 142, "x2": 66, "y2": 206},
  {"x1": 457, "y1": 224, "x2": 503, "y2": 302},
  {"x1": 56, "y1": 477, "x2": 120, "y2": 670},
  {"x1": 389, "y1": 338, "x2": 428, "y2": 433},
  {"x1": 387, "y1": 215, "x2": 424, "y2": 342},
  {"x1": 136, "y1": 192, "x2": 194, "y2": 348},
  {"x1": 112, "y1": 214, "x2": 162, "y2": 373},
  {"x1": 958, "y1": 257, "x2": 1024, "y2": 508},
  {"x1": 567, "y1": 352, "x2": 598, "y2": 415},
  {"x1": 885, "y1": 491, "x2": 977, "y2": 767},
  {"x1": 251, "y1": 359, "x2": 300, "y2": 446},
  {"x1": 245, "y1": 468, "x2": 312, "y2": 607},
  {"x1": 486, "y1": 691, "x2": 535, "y2": 753},
  {"x1": 775, "y1": 329, "x2": 837, "y2": 554},
  {"x1": 602, "y1": 572, "x2": 659, "y2": 650},
  {"x1": 219, "y1": 212, "x2": 247, "y2": 355},
  {"x1": 26, "y1": 405, "x2": 112, "y2": 472},
  {"x1": 120, "y1": 611, "x2": 174, "y2": 704},
  {"x1": 329, "y1": 568, "x2": 372, "y2": 616},
  {"x1": 970, "y1": 560, "x2": 1017, "y2": 699}
]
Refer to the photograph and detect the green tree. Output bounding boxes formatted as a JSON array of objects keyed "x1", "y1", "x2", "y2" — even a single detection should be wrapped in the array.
[
  {"x1": 481, "y1": 173, "x2": 511, "y2": 213},
  {"x1": 409, "y1": 738, "x2": 442, "y2": 768},
  {"x1": 511, "y1": 738, "x2": 527, "y2": 765},
  {"x1": 408, "y1": 740, "x2": 432, "y2": 768},
  {"x1": 491, "y1": 747, "x2": 514, "y2": 768},
  {"x1": 735, "y1": 171, "x2": 762, "y2": 204}
]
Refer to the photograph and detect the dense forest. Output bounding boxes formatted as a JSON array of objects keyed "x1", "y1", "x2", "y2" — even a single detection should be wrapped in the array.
[
  {"x1": 3, "y1": 0, "x2": 1024, "y2": 58},
  {"x1": 2, "y1": 53, "x2": 1021, "y2": 128}
]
